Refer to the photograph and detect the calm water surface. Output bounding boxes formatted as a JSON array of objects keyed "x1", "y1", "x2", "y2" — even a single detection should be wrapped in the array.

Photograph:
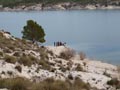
[{"x1": 0, "y1": 10, "x2": 120, "y2": 65}]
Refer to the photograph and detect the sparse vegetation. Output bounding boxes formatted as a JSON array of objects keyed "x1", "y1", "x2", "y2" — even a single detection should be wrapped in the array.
[
  {"x1": 103, "y1": 71, "x2": 111, "y2": 77},
  {"x1": 0, "y1": 77, "x2": 30, "y2": 90},
  {"x1": 79, "y1": 52, "x2": 86, "y2": 60},
  {"x1": 73, "y1": 77, "x2": 91, "y2": 90},
  {"x1": 7, "y1": 71, "x2": 13, "y2": 76},
  {"x1": 13, "y1": 52, "x2": 21, "y2": 57},
  {"x1": 59, "y1": 49, "x2": 75, "y2": 60},
  {"x1": 0, "y1": 77, "x2": 92, "y2": 90},
  {"x1": 0, "y1": 51, "x2": 3, "y2": 57},
  {"x1": 117, "y1": 66, "x2": 120, "y2": 73},
  {"x1": 38, "y1": 59, "x2": 51, "y2": 70},
  {"x1": 18, "y1": 55, "x2": 37, "y2": 67},
  {"x1": 107, "y1": 78, "x2": 120, "y2": 89},
  {"x1": 75, "y1": 64, "x2": 83, "y2": 71},
  {"x1": 4, "y1": 55, "x2": 17, "y2": 64}
]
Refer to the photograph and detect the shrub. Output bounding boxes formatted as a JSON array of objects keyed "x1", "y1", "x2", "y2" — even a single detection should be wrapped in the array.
[
  {"x1": 40, "y1": 50, "x2": 49, "y2": 60},
  {"x1": 1, "y1": 71, "x2": 5, "y2": 74},
  {"x1": 107, "y1": 78, "x2": 119, "y2": 86},
  {"x1": 4, "y1": 55, "x2": 17, "y2": 64},
  {"x1": 35, "y1": 78, "x2": 70, "y2": 90},
  {"x1": 0, "y1": 78, "x2": 13, "y2": 89},
  {"x1": 73, "y1": 77, "x2": 91, "y2": 90},
  {"x1": 13, "y1": 52, "x2": 21, "y2": 57},
  {"x1": 103, "y1": 71, "x2": 111, "y2": 77},
  {"x1": 15, "y1": 65, "x2": 22, "y2": 73},
  {"x1": 117, "y1": 66, "x2": 120, "y2": 73},
  {"x1": 18, "y1": 56, "x2": 32, "y2": 67},
  {"x1": 0, "y1": 77, "x2": 31, "y2": 90},
  {"x1": 75, "y1": 64, "x2": 83, "y2": 71},
  {"x1": 79, "y1": 52, "x2": 86, "y2": 60},
  {"x1": 0, "y1": 77, "x2": 92, "y2": 90},
  {"x1": 47, "y1": 50, "x2": 54, "y2": 56},
  {"x1": 18, "y1": 55, "x2": 37, "y2": 67},
  {"x1": 3, "y1": 48, "x2": 12, "y2": 53},
  {"x1": 59, "y1": 49, "x2": 75, "y2": 60},
  {"x1": 7, "y1": 71, "x2": 13, "y2": 76},
  {"x1": 39, "y1": 60, "x2": 51, "y2": 70},
  {"x1": 8, "y1": 45, "x2": 15, "y2": 51},
  {"x1": 0, "y1": 51, "x2": 3, "y2": 57},
  {"x1": 59, "y1": 66, "x2": 67, "y2": 72},
  {"x1": 11, "y1": 77, "x2": 29, "y2": 90},
  {"x1": 68, "y1": 74, "x2": 73, "y2": 80}
]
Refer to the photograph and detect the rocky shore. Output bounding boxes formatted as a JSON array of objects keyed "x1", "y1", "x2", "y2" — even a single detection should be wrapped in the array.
[{"x1": 0, "y1": 3, "x2": 120, "y2": 11}]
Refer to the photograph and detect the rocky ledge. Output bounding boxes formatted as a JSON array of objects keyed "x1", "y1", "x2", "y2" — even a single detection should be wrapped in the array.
[{"x1": 0, "y1": 30, "x2": 119, "y2": 90}]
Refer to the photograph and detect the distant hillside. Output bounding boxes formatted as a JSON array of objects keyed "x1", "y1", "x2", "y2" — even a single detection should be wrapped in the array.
[{"x1": 0, "y1": 0, "x2": 120, "y2": 7}]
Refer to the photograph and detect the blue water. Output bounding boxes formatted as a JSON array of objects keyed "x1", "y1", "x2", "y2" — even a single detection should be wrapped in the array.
[{"x1": 0, "y1": 10, "x2": 120, "y2": 65}]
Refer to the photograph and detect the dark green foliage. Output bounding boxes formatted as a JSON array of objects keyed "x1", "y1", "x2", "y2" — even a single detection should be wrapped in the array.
[{"x1": 22, "y1": 20, "x2": 46, "y2": 43}]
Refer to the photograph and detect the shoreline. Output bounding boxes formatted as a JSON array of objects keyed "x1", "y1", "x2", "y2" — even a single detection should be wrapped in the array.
[{"x1": 0, "y1": 3, "x2": 120, "y2": 12}]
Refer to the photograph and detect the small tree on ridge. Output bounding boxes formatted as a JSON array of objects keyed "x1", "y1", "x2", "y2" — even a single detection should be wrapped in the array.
[{"x1": 22, "y1": 20, "x2": 46, "y2": 43}]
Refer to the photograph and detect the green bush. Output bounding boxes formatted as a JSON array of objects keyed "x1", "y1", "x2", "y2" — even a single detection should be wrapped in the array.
[{"x1": 4, "y1": 55, "x2": 17, "y2": 64}]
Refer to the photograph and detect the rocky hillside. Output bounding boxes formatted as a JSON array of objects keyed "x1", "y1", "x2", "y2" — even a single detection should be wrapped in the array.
[{"x1": 0, "y1": 30, "x2": 119, "y2": 90}]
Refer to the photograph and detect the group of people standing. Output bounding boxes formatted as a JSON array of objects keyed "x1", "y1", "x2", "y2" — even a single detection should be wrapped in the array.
[{"x1": 54, "y1": 41, "x2": 66, "y2": 46}]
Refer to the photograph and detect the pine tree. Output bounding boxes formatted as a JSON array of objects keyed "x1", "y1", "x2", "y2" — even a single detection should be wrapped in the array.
[{"x1": 22, "y1": 20, "x2": 46, "y2": 43}]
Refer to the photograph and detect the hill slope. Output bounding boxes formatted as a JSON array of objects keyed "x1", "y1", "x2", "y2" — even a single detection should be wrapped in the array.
[{"x1": 0, "y1": 30, "x2": 119, "y2": 90}]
